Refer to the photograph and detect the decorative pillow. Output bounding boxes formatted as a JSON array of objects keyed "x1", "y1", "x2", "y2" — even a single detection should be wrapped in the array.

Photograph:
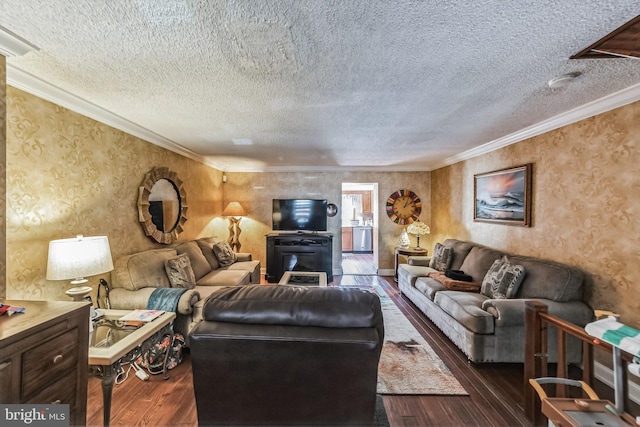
[
  {"x1": 500, "y1": 257, "x2": 527, "y2": 299},
  {"x1": 212, "y1": 241, "x2": 237, "y2": 267},
  {"x1": 481, "y1": 259, "x2": 504, "y2": 297},
  {"x1": 481, "y1": 256, "x2": 526, "y2": 299},
  {"x1": 429, "y1": 243, "x2": 453, "y2": 271},
  {"x1": 165, "y1": 253, "x2": 196, "y2": 289}
]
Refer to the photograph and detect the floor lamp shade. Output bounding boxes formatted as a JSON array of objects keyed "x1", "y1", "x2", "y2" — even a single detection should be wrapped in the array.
[{"x1": 47, "y1": 235, "x2": 114, "y2": 300}]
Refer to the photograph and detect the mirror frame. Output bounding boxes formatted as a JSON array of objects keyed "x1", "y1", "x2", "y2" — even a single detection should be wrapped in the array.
[{"x1": 137, "y1": 167, "x2": 188, "y2": 244}]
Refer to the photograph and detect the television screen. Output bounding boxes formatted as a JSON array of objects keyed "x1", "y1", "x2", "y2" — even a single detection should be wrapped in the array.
[{"x1": 272, "y1": 199, "x2": 327, "y2": 232}]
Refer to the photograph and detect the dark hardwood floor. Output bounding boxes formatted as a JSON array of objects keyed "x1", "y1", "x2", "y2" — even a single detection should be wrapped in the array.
[{"x1": 87, "y1": 275, "x2": 533, "y2": 426}]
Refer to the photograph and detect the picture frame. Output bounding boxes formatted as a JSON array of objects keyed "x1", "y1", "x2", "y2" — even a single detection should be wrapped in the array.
[{"x1": 474, "y1": 163, "x2": 532, "y2": 226}]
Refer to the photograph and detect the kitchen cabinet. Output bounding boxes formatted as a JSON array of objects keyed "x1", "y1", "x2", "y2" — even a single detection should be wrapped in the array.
[
  {"x1": 342, "y1": 226, "x2": 372, "y2": 253},
  {"x1": 342, "y1": 227, "x2": 353, "y2": 252}
]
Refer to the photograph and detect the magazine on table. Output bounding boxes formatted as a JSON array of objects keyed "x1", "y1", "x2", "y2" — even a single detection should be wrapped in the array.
[{"x1": 119, "y1": 309, "x2": 165, "y2": 322}]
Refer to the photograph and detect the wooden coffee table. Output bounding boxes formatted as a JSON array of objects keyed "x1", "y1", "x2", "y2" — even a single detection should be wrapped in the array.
[
  {"x1": 88, "y1": 309, "x2": 176, "y2": 426},
  {"x1": 279, "y1": 271, "x2": 327, "y2": 286}
]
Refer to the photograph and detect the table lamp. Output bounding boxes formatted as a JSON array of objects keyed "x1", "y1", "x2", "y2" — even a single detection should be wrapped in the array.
[
  {"x1": 406, "y1": 221, "x2": 430, "y2": 250},
  {"x1": 46, "y1": 235, "x2": 114, "y2": 301},
  {"x1": 222, "y1": 201, "x2": 246, "y2": 252}
]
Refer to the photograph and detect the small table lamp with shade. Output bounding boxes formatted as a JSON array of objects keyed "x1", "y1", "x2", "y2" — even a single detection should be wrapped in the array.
[
  {"x1": 46, "y1": 235, "x2": 114, "y2": 301},
  {"x1": 222, "y1": 201, "x2": 246, "y2": 252},
  {"x1": 406, "y1": 221, "x2": 430, "y2": 250}
]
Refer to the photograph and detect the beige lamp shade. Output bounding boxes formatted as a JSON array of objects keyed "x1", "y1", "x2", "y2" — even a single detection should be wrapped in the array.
[
  {"x1": 406, "y1": 221, "x2": 430, "y2": 250},
  {"x1": 222, "y1": 201, "x2": 246, "y2": 217},
  {"x1": 47, "y1": 235, "x2": 114, "y2": 284}
]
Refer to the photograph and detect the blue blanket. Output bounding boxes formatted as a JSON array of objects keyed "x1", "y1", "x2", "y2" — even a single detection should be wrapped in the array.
[{"x1": 147, "y1": 287, "x2": 188, "y2": 312}]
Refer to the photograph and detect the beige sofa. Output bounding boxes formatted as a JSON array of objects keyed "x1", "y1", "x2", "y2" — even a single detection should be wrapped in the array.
[{"x1": 109, "y1": 237, "x2": 261, "y2": 344}]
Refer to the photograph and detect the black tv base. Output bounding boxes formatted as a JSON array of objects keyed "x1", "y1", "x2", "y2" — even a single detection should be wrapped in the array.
[{"x1": 266, "y1": 233, "x2": 333, "y2": 283}]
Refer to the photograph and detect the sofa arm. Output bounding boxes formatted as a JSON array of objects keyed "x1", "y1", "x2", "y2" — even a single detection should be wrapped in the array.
[
  {"x1": 110, "y1": 287, "x2": 200, "y2": 315},
  {"x1": 235, "y1": 252, "x2": 252, "y2": 262},
  {"x1": 482, "y1": 298, "x2": 593, "y2": 328},
  {"x1": 408, "y1": 256, "x2": 432, "y2": 267}
]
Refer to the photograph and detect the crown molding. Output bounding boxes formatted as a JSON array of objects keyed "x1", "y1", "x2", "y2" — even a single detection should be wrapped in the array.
[
  {"x1": 234, "y1": 164, "x2": 431, "y2": 173},
  {"x1": 6, "y1": 64, "x2": 228, "y2": 170},
  {"x1": 431, "y1": 82, "x2": 640, "y2": 170},
  {"x1": 0, "y1": 26, "x2": 38, "y2": 57},
  {"x1": 7, "y1": 59, "x2": 640, "y2": 174}
]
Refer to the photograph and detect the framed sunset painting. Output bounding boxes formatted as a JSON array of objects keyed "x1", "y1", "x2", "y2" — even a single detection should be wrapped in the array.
[{"x1": 474, "y1": 164, "x2": 532, "y2": 226}]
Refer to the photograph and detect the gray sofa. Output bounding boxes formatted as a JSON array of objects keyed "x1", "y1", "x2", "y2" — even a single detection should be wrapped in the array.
[
  {"x1": 397, "y1": 239, "x2": 593, "y2": 363},
  {"x1": 109, "y1": 237, "x2": 261, "y2": 344}
]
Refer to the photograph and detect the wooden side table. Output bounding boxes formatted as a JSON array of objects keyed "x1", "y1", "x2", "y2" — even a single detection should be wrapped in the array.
[{"x1": 394, "y1": 247, "x2": 428, "y2": 282}]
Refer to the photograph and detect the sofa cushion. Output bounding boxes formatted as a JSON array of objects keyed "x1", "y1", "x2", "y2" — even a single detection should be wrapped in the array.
[
  {"x1": 415, "y1": 276, "x2": 447, "y2": 301},
  {"x1": 222, "y1": 260, "x2": 262, "y2": 284},
  {"x1": 176, "y1": 241, "x2": 212, "y2": 280},
  {"x1": 481, "y1": 257, "x2": 526, "y2": 299},
  {"x1": 197, "y1": 269, "x2": 251, "y2": 287},
  {"x1": 397, "y1": 264, "x2": 437, "y2": 287},
  {"x1": 507, "y1": 255, "x2": 584, "y2": 302},
  {"x1": 113, "y1": 248, "x2": 176, "y2": 291},
  {"x1": 429, "y1": 243, "x2": 453, "y2": 271},
  {"x1": 434, "y1": 291, "x2": 494, "y2": 334},
  {"x1": 442, "y1": 239, "x2": 474, "y2": 271},
  {"x1": 165, "y1": 253, "x2": 197, "y2": 289},
  {"x1": 196, "y1": 237, "x2": 222, "y2": 270},
  {"x1": 459, "y1": 246, "x2": 504, "y2": 282},
  {"x1": 212, "y1": 241, "x2": 237, "y2": 267}
]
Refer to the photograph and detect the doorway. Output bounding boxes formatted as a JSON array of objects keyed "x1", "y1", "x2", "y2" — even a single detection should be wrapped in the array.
[{"x1": 341, "y1": 183, "x2": 378, "y2": 275}]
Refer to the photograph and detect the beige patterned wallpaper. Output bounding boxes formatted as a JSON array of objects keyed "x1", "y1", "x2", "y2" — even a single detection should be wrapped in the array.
[
  {"x1": 0, "y1": 55, "x2": 6, "y2": 299},
  {"x1": 432, "y1": 100, "x2": 640, "y2": 327},
  {"x1": 222, "y1": 171, "x2": 431, "y2": 273},
  {"x1": 6, "y1": 87, "x2": 225, "y2": 301}
]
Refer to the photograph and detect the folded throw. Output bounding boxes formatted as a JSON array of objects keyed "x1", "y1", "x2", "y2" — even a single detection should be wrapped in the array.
[
  {"x1": 445, "y1": 269, "x2": 473, "y2": 282},
  {"x1": 147, "y1": 287, "x2": 188, "y2": 312},
  {"x1": 427, "y1": 272, "x2": 481, "y2": 292}
]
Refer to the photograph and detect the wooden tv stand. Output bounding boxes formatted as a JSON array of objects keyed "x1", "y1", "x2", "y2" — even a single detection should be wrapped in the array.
[{"x1": 266, "y1": 233, "x2": 333, "y2": 283}]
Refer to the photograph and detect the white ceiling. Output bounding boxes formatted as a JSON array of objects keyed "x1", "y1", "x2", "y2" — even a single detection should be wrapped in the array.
[{"x1": 2, "y1": 1, "x2": 640, "y2": 172}]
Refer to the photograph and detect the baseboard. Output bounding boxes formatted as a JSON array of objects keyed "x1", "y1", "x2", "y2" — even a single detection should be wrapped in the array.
[
  {"x1": 594, "y1": 360, "x2": 640, "y2": 405},
  {"x1": 378, "y1": 269, "x2": 394, "y2": 277}
]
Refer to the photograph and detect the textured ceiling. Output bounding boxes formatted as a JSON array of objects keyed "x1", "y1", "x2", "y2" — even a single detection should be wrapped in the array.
[{"x1": 1, "y1": 1, "x2": 640, "y2": 171}]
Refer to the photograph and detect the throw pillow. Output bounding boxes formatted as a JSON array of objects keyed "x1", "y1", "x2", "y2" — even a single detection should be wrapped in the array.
[
  {"x1": 429, "y1": 243, "x2": 453, "y2": 271},
  {"x1": 165, "y1": 253, "x2": 196, "y2": 289},
  {"x1": 212, "y1": 241, "x2": 237, "y2": 267},
  {"x1": 481, "y1": 259, "x2": 504, "y2": 297},
  {"x1": 481, "y1": 256, "x2": 526, "y2": 299},
  {"x1": 500, "y1": 257, "x2": 527, "y2": 299}
]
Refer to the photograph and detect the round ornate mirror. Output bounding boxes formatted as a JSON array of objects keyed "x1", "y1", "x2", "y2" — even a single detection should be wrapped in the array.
[{"x1": 137, "y1": 167, "x2": 188, "y2": 244}]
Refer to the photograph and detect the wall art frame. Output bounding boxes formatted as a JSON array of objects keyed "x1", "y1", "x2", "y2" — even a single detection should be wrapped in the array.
[{"x1": 474, "y1": 163, "x2": 532, "y2": 227}]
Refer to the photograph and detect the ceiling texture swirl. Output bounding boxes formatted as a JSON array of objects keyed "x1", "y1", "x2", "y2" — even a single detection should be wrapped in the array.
[{"x1": 1, "y1": 1, "x2": 640, "y2": 171}]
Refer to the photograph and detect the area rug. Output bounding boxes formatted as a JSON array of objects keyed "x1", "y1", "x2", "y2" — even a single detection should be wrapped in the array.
[{"x1": 374, "y1": 286, "x2": 468, "y2": 395}]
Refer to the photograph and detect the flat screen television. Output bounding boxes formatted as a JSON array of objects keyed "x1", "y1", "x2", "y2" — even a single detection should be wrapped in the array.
[{"x1": 272, "y1": 199, "x2": 327, "y2": 232}]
